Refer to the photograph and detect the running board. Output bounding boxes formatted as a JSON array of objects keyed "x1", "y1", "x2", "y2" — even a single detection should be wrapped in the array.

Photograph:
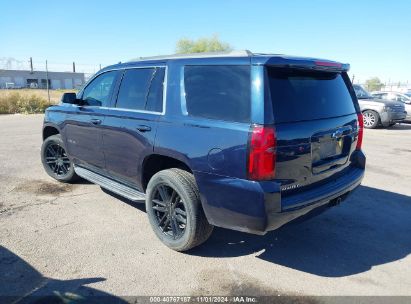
[{"x1": 74, "y1": 166, "x2": 145, "y2": 201}]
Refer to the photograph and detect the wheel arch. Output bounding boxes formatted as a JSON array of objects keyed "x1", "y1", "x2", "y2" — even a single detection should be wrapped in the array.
[
  {"x1": 42, "y1": 123, "x2": 61, "y2": 141},
  {"x1": 361, "y1": 108, "x2": 380, "y2": 114},
  {"x1": 141, "y1": 153, "x2": 193, "y2": 192}
]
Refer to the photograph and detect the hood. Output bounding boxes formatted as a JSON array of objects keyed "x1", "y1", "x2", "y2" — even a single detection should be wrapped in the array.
[{"x1": 358, "y1": 97, "x2": 404, "y2": 107}]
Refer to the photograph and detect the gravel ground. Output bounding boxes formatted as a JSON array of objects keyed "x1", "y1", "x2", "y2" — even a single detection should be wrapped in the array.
[{"x1": 1, "y1": 114, "x2": 410, "y2": 303}]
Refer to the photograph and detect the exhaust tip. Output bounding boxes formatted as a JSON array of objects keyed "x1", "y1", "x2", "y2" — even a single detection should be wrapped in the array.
[{"x1": 330, "y1": 196, "x2": 343, "y2": 207}]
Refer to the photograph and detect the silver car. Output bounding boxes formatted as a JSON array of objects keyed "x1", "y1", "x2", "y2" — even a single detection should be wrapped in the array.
[
  {"x1": 353, "y1": 85, "x2": 406, "y2": 128},
  {"x1": 371, "y1": 91, "x2": 411, "y2": 122}
]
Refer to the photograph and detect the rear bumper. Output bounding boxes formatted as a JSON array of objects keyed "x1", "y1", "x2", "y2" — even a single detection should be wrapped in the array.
[
  {"x1": 196, "y1": 151, "x2": 365, "y2": 235},
  {"x1": 266, "y1": 167, "x2": 363, "y2": 231}
]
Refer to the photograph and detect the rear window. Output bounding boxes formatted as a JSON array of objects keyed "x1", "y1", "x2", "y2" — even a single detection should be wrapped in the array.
[
  {"x1": 267, "y1": 68, "x2": 356, "y2": 123},
  {"x1": 184, "y1": 65, "x2": 251, "y2": 123}
]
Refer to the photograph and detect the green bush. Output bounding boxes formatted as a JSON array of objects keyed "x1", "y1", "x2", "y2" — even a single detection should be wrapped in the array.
[{"x1": 0, "y1": 92, "x2": 53, "y2": 114}]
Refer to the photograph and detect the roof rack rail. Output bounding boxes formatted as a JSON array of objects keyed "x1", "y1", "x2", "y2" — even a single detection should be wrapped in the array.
[{"x1": 129, "y1": 50, "x2": 253, "y2": 62}]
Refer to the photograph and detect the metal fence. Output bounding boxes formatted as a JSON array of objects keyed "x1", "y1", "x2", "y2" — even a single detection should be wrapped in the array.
[{"x1": 0, "y1": 57, "x2": 110, "y2": 81}]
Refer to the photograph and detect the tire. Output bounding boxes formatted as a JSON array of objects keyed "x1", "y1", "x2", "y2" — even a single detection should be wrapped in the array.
[
  {"x1": 145, "y1": 168, "x2": 213, "y2": 251},
  {"x1": 41, "y1": 134, "x2": 79, "y2": 183},
  {"x1": 362, "y1": 110, "x2": 379, "y2": 129}
]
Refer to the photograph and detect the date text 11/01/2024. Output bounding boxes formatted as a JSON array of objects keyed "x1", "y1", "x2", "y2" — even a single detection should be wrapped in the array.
[{"x1": 149, "y1": 296, "x2": 258, "y2": 303}]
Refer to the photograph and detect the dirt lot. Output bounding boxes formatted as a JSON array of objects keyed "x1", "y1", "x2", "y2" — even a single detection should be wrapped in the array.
[{"x1": 1, "y1": 114, "x2": 411, "y2": 302}]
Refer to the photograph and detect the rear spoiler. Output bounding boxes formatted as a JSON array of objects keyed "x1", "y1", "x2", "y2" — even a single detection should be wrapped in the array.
[{"x1": 262, "y1": 57, "x2": 350, "y2": 72}]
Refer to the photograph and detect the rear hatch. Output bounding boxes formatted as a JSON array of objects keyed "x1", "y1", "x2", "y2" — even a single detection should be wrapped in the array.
[{"x1": 265, "y1": 65, "x2": 360, "y2": 202}]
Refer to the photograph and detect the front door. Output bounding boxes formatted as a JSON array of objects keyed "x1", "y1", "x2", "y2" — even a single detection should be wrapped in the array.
[{"x1": 64, "y1": 70, "x2": 119, "y2": 171}]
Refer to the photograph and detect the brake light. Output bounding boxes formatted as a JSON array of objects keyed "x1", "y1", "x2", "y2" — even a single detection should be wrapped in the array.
[
  {"x1": 248, "y1": 125, "x2": 276, "y2": 180},
  {"x1": 356, "y1": 113, "x2": 364, "y2": 150},
  {"x1": 315, "y1": 60, "x2": 342, "y2": 68}
]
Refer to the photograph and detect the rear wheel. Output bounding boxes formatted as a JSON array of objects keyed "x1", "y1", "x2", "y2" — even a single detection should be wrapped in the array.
[
  {"x1": 41, "y1": 134, "x2": 78, "y2": 182},
  {"x1": 363, "y1": 110, "x2": 379, "y2": 129},
  {"x1": 145, "y1": 168, "x2": 213, "y2": 251}
]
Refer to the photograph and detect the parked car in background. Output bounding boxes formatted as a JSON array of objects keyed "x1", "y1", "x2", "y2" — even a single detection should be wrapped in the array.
[
  {"x1": 353, "y1": 85, "x2": 406, "y2": 128},
  {"x1": 371, "y1": 91, "x2": 411, "y2": 122}
]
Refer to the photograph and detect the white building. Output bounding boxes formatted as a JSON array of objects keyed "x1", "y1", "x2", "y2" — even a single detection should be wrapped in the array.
[{"x1": 0, "y1": 69, "x2": 85, "y2": 89}]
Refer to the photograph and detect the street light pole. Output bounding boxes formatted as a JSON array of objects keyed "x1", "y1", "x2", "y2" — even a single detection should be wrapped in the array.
[{"x1": 46, "y1": 60, "x2": 50, "y2": 103}]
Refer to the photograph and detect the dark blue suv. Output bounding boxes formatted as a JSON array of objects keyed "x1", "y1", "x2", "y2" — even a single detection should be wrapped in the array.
[{"x1": 41, "y1": 50, "x2": 366, "y2": 251}]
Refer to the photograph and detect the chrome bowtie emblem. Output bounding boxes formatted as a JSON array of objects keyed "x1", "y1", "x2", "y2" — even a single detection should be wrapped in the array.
[{"x1": 331, "y1": 129, "x2": 344, "y2": 139}]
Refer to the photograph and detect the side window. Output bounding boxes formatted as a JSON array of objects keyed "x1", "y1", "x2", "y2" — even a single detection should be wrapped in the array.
[
  {"x1": 82, "y1": 71, "x2": 118, "y2": 107},
  {"x1": 116, "y1": 67, "x2": 165, "y2": 112},
  {"x1": 184, "y1": 65, "x2": 251, "y2": 123}
]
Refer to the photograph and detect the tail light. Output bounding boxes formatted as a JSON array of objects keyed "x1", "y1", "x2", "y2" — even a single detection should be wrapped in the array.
[
  {"x1": 248, "y1": 125, "x2": 276, "y2": 180},
  {"x1": 356, "y1": 113, "x2": 364, "y2": 150}
]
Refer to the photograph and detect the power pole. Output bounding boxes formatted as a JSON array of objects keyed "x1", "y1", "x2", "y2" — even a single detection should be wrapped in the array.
[
  {"x1": 351, "y1": 74, "x2": 355, "y2": 84},
  {"x1": 30, "y1": 57, "x2": 33, "y2": 73},
  {"x1": 73, "y1": 62, "x2": 76, "y2": 73},
  {"x1": 45, "y1": 60, "x2": 50, "y2": 103}
]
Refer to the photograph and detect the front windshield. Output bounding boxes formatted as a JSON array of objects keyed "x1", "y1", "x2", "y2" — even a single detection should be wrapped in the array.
[
  {"x1": 401, "y1": 94, "x2": 411, "y2": 103},
  {"x1": 353, "y1": 85, "x2": 372, "y2": 99}
]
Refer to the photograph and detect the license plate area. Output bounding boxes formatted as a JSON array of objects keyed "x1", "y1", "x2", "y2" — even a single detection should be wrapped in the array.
[
  {"x1": 318, "y1": 138, "x2": 343, "y2": 159},
  {"x1": 311, "y1": 127, "x2": 353, "y2": 174}
]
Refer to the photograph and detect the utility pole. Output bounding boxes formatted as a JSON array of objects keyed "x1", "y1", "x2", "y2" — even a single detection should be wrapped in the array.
[
  {"x1": 45, "y1": 60, "x2": 50, "y2": 103},
  {"x1": 30, "y1": 57, "x2": 33, "y2": 73},
  {"x1": 351, "y1": 74, "x2": 355, "y2": 84},
  {"x1": 99, "y1": 64, "x2": 102, "y2": 70},
  {"x1": 73, "y1": 62, "x2": 76, "y2": 73}
]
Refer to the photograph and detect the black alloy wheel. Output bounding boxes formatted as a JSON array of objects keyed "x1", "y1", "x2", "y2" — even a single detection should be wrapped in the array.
[
  {"x1": 145, "y1": 168, "x2": 213, "y2": 251},
  {"x1": 152, "y1": 184, "x2": 187, "y2": 239},
  {"x1": 44, "y1": 143, "x2": 71, "y2": 177},
  {"x1": 41, "y1": 134, "x2": 78, "y2": 182}
]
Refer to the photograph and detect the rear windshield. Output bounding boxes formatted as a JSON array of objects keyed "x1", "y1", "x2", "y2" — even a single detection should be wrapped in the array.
[{"x1": 267, "y1": 68, "x2": 356, "y2": 123}]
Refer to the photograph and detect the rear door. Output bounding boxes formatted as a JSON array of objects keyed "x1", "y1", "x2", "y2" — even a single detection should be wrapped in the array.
[
  {"x1": 265, "y1": 67, "x2": 360, "y2": 196},
  {"x1": 101, "y1": 66, "x2": 165, "y2": 190}
]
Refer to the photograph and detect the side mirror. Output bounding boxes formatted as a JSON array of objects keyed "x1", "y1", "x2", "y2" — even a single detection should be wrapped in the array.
[{"x1": 61, "y1": 92, "x2": 80, "y2": 104}]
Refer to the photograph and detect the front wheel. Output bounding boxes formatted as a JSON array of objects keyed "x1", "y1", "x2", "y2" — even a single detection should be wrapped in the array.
[
  {"x1": 363, "y1": 110, "x2": 379, "y2": 129},
  {"x1": 41, "y1": 134, "x2": 78, "y2": 182},
  {"x1": 145, "y1": 168, "x2": 213, "y2": 251}
]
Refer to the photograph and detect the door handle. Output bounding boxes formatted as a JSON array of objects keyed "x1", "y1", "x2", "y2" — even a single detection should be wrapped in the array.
[
  {"x1": 90, "y1": 119, "x2": 102, "y2": 125},
  {"x1": 136, "y1": 125, "x2": 151, "y2": 132}
]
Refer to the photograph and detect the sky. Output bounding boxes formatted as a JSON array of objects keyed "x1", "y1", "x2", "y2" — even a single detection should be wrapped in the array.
[{"x1": 1, "y1": 0, "x2": 410, "y2": 83}]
